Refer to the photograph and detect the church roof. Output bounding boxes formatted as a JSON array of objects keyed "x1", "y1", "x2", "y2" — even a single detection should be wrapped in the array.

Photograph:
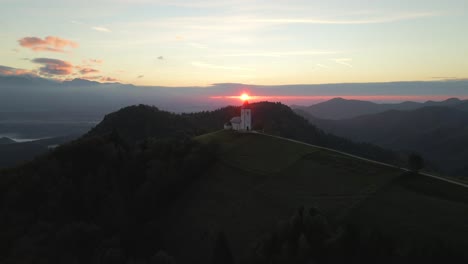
[{"x1": 230, "y1": 116, "x2": 241, "y2": 123}]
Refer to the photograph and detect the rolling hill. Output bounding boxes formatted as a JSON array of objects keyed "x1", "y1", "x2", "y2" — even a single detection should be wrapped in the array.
[
  {"x1": 297, "y1": 106, "x2": 468, "y2": 177},
  {"x1": 158, "y1": 131, "x2": 404, "y2": 263},
  {"x1": 156, "y1": 131, "x2": 468, "y2": 263},
  {"x1": 295, "y1": 97, "x2": 466, "y2": 120},
  {"x1": 0, "y1": 137, "x2": 15, "y2": 144},
  {"x1": 0, "y1": 135, "x2": 80, "y2": 168},
  {"x1": 88, "y1": 103, "x2": 397, "y2": 164},
  {"x1": 1, "y1": 103, "x2": 468, "y2": 263}
]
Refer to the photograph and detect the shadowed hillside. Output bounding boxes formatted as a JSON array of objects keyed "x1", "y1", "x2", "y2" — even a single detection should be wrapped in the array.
[
  {"x1": 297, "y1": 106, "x2": 468, "y2": 178},
  {"x1": 1, "y1": 113, "x2": 468, "y2": 263},
  {"x1": 0, "y1": 137, "x2": 15, "y2": 144},
  {"x1": 0, "y1": 135, "x2": 79, "y2": 168}
]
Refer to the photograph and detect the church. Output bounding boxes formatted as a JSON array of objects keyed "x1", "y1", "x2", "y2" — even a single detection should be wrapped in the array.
[{"x1": 224, "y1": 101, "x2": 252, "y2": 131}]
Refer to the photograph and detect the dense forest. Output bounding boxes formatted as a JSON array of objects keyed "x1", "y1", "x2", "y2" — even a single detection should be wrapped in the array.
[{"x1": 0, "y1": 133, "x2": 218, "y2": 263}]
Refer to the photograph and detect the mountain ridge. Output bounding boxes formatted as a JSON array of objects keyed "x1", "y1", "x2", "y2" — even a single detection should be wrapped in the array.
[
  {"x1": 297, "y1": 105, "x2": 468, "y2": 177},
  {"x1": 295, "y1": 97, "x2": 467, "y2": 120}
]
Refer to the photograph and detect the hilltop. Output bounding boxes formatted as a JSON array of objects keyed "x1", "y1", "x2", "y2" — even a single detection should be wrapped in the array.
[
  {"x1": 0, "y1": 137, "x2": 15, "y2": 144},
  {"x1": 88, "y1": 102, "x2": 397, "y2": 164}
]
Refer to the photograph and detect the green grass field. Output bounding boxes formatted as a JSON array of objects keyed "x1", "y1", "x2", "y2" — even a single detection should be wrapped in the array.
[
  {"x1": 346, "y1": 173, "x2": 468, "y2": 251},
  {"x1": 159, "y1": 131, "x2": 413, "y2": 262},
  {"x1": 155, "y1": 131, "x2": 468, "y2": 263}
]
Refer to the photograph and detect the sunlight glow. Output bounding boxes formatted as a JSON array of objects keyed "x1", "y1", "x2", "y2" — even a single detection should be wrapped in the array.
[{"x1": 240, "y1": 93, "x2": 250, "y2": 101}]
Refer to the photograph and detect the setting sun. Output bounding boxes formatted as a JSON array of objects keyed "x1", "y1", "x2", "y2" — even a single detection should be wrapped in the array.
[{"x1": 240, "y1": 93, "x2": 250, "y2": 101}]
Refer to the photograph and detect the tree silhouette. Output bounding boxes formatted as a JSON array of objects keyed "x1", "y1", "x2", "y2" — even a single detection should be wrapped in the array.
[
  {"x1": 408, "y1": 153, "x2": 424, "y2": 172},
  {"x1": 212, "y1": 232, "x2": 234, "y2": 264}
]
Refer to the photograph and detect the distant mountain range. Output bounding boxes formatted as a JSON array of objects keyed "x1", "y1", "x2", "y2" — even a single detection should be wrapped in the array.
[
  {"x1": 0, "y1": 137, "x2": 15, "y2": 144},
  {"x1": 294, "y1": 97, "x2": 467, "y2": 120},
  {"x1": 3, "y1": 74, "x2": 468, "y2": 115},
  {"x1": 296, "y1": 98, "x2": 468, "y2": 177}
]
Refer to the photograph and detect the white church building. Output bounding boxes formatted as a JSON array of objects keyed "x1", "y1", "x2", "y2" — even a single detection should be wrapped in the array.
[{"x1": 224, "y1": 101, "x2": 252, "y2": 131}]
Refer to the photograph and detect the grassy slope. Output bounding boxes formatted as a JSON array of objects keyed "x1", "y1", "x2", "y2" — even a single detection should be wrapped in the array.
[
  {"x1": 158, "y1": 131, "x2": 403, "y2": 263},
  {"x1": 346, "y1": 174, "x2": 468, "y2": 250}
]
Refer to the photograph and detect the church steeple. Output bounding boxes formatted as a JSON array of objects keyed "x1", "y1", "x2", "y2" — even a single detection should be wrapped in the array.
[{"x1": 240, "y1": 101, "x2": 251, "y2": 131}]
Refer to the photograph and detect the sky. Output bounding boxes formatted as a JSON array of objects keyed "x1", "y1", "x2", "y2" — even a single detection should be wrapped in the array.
[{"x1": 1, "y1": 0, "x2": 468, "y2": 88}]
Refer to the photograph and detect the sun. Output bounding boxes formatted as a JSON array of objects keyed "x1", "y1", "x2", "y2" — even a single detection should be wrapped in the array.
[{"x1": 240, "y1": 93, "x2": 250, "y2": 101}]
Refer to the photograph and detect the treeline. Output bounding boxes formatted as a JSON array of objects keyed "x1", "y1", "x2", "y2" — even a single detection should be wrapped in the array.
[
  {"x1": 241, "y1": 207, "x2": 468, "y2": 264},
  {"x1": 0, "y1": 132, "x2": 218, "y2": 264}
]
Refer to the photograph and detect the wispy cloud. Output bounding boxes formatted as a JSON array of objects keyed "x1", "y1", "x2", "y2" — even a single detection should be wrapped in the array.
[
  {"x1": 92, "y1": 26, "x2": 111, "y2": 32},
  {"x1": 333, "y1": 58, "x2": 353, "y2": 67},
  {"x1": 78, "y1": 67, "x2": 100, "y2": 75},
  {"x1": 316, "y1": 64, "x2": 330, "y2": 69},
  {"x1": 32, "y1": 58, "x2": 74, "y2": 75},
  {"x1": 157, "y1": 56, "x2": 164, "y2": 60},
  {"x1": 101, "y1": 77, "x2": 118, "y2": 82},
  {"x1": 89, "y1": 59, "x2": 103, "y2": 64},
  {"x1": 79, "y1": 75, "x2": 118, "y2": 82},
  {"x1": 191, "y1": 61, "x2": 254, "y2": 71},
  {"x1": 18, "y1": 36, "x2": 78, "y2": 53},
  {"x1": 247, "y1": 12, "x2": 438, "y2": 25},
  {"x1": 128, "y1": 11, "x2": 438, "y2": 33},
  {"x1": 0, "y1": 65, "x2": 33, "y2": 76},
  {"x1": 212, "y1": 50, "x2": 339, "y2": 58}
]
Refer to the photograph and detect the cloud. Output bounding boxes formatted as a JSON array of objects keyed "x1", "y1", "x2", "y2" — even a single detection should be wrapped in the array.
[
  {"x1": 431, "y1": 76, "x2": 458, "y2": 79},
  {"x1": 316, "y1": 64, "x2": 330, "y2": 69},
  {"x1": 0, "y1": 65, "x2": 32, "y2": 76},
  {"x1": 213, "y1": 50, "x2": 339, "y2": 58},
  {"x1": 18, "y1": 36, "x2": 78, "y2": 53},
  {"x1": 78, "y1": 67, "x2": 100, "y2": 75},
  {"x1": 137, "y1": 75, "x2": 144, "y2": 78},
  {"x1": 80, "y1": 75, "x2": 118, "y2": 82},
  {"x1": 101, "y1": 77, "x2": 118, "y2": 82},
  {"x1": 157, "y1": 56, "x2": 164, "y2": 60},
  {"x1": 83, "y1": 59, "x2": 103, "y2": 65},
  {"x1": 32, "y1": 58, "x2": 74, "y2": 75},
  {"x1": 80, "y1": 75, "x2": 103, "y2": 80},
  {"x1": 92, "y1": 26, "x2": 111, "y2": 32},
  {"x1": 131, "y1": 11, "x2": 438, "y2": 33},
  {"x1": 90, "y1": 59, "x2": 103, "y2": 64},
  {"x1": 247, "y1": 12, "x2": 438, "y2": 25},
  {"x1": 333, "y1": 58, "x2": 353, "y2": 67}
]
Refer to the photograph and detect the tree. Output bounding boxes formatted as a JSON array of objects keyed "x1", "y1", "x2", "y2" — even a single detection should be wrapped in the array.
[
  {"x1": 150, "y1": 251, "x2": 176, "y2": 264},
  {"x1": 408, "y1": 153, "x2": 424, "y2": 172},
  {"x1": 211, "y1": 232, "x2": 234, "y2": 264}
]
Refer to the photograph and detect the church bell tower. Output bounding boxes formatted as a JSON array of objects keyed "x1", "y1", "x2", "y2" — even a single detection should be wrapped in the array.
[{"x1": 240, "y1": 101, "x2": 251, "y2": 131}]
